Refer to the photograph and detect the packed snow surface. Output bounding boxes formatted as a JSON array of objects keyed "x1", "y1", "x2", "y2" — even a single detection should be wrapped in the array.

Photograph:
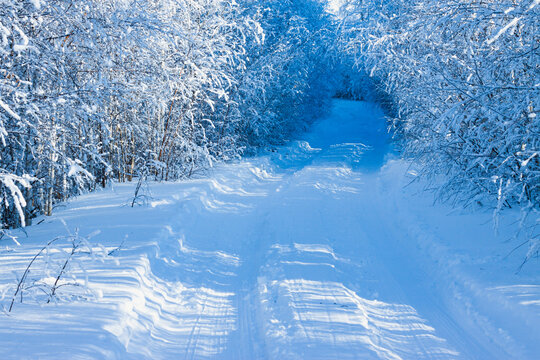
[{"x1": 0, "y1": 100, "x2": 538, "y2": 359}]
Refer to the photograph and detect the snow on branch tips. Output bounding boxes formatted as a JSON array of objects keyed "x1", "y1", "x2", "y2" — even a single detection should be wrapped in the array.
[{"x1": 0, "y1": 174, "x2": 34, "y2": 227}]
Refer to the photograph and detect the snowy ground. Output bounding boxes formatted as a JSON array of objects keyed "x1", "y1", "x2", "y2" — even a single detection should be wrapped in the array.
[{"x1": 0, "y1": 100, "x2": 538, "y2": 359}]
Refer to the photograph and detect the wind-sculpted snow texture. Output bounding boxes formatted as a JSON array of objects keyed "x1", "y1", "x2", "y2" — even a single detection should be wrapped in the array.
[{"x1": 0, "y1": 100, "x2": 538, "y2": 359}]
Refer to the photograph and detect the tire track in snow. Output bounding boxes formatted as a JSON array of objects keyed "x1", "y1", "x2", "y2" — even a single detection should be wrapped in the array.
[
  {"x1": 246, "y1": 103, "x2": 464, "y2": 358},
  {"x1": 184, "y1": 291, "x2": 209, "y2": 360}
]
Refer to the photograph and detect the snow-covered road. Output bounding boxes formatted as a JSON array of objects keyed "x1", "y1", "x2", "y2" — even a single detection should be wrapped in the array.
[{"x1": 0, "y1": 100, "x2": 538, "y2": 359}]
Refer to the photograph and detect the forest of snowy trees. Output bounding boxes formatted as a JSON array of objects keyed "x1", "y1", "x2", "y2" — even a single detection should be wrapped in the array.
[
  {"x1": 0, "y1": 0, "x2": 337, "y2": 229},
  {"x1": 339, "y1": 0, "x2": 539, "y2": 254},
  {"x1": 1, "y1": 0, "x2": 539, "y2": 252}
]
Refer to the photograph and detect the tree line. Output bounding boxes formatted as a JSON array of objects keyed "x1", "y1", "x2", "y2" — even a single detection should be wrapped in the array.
[
  {"x1": 339, "y1": 0, "x2": 539, "y2": 256},
  {"x1": 0, "y1": 0, "x2": 337, "y2": 229}
]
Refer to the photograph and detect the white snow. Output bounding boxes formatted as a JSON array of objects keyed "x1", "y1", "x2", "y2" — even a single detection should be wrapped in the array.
[
  {"x1": 487, "y1": 17, "x2": 522, "y2": 45},
  {"x1": 0, "y1": 98, "x2": 21, "y2": 121},
  {"x1": 0, "y1": 99, "x2": 538, "y2": 359},
  {"x1": 12, "y1": 25, "x2": 29, "y2": 53},
  {"x1": 30, "y1": 0, "x2": 42, "y2": 10}
]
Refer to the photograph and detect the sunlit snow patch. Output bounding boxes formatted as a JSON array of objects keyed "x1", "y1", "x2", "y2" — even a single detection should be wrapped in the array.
[{"x1": 260, "y1": 278, "x2": 460, "y2": 360}]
